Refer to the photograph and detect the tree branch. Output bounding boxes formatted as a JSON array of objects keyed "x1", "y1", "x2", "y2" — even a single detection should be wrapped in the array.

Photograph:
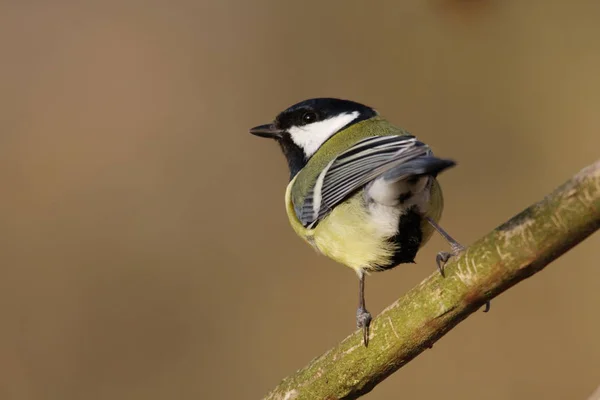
[
  {"x1": 588, "y1": 385, "x2": 600, "y2": 400},
  {"x1": 265, "y1": 160, "x2": 600, "y2": 400}
]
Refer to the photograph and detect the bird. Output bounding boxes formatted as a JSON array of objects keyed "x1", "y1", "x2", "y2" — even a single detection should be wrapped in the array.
[{"x1": 250, "y1": 98, "x2": 481, "y2": 346}]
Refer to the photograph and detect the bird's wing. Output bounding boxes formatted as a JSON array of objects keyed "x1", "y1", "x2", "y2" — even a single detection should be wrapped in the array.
[{"x1": 297, "y1": 135, "x2": 432, "y2": 227}]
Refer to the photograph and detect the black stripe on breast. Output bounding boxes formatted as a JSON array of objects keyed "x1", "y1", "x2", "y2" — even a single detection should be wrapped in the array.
[{"x1": 375, "y1": 206, "x2": 423, "y2": 270}]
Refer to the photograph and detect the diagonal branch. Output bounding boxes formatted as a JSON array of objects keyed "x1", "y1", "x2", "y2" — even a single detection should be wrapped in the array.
[
  {"x1": 588, "y1": 384, "x2": 600, "y2": 400},
  {"x1": 265, "y1": 160, "x2": 600, "y2": 400}
]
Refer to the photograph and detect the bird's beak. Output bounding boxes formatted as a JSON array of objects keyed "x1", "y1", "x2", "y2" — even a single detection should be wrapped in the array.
[{"x1": 249, "y1": 123, "x2": 283, "y2": 139}]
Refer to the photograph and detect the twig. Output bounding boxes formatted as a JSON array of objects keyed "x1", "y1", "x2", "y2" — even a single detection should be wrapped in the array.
[
  {"x1": 588, "y1": 384, "x2": 600, "y2": 400},
  {"x1": 264, "y1": 160, "x2": 600, "y2": 400}
]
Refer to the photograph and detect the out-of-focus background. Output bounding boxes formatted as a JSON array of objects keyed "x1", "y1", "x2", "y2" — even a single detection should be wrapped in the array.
[{"x1": 1, "y1": 1, "x2": 599, "y2": 399}]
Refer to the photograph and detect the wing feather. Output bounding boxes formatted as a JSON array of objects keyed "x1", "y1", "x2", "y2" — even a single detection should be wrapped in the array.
[{"x1": 298, "y1": 135, "x2": 431, "y2": 227}]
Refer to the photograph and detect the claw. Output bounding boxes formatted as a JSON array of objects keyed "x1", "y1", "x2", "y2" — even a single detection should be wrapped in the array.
[
  {"x1": 483, "y1": 301, "x2": 491, "y2": 313},
  {"x1": 356, "y1": 307, "x2": 372, "y2": 347},
  {"x1": 435, "y1": 251, "x2": 452, "y2": 277},
  {"x1": 427, "y1": 217, "x2": 492, "y2": 313}
]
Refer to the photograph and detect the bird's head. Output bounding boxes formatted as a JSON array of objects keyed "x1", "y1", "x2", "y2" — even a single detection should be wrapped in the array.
[{"x1": 250, "y1": 98, "x2": 377, "y2": 177}]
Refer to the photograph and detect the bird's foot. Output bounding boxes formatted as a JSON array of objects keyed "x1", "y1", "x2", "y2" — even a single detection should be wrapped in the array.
[
  {"x1": 435, "y1": 251, "x2": 452, "y2": 277},
  {"x1": 435, "y1": 241, "x2": 465, "y2": 277},
  {"x1": 482, "y1": 300, "x2": 491, "y2": 313},
  {"x1": 435, "y1": 245, "x2": 491, "y2": 313},
  {"x1": 435, "y1": 241, "x2": 465, "y2": 276},
  {"x1": 356, "y1": 307, "x2": 372, "y2": 347}
]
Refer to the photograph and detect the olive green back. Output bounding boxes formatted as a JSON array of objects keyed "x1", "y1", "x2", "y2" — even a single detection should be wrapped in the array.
[{"x1": 290, "y1": 116, "x2": 412, "y2": 210}]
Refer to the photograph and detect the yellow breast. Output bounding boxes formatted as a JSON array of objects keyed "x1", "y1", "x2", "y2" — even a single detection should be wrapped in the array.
[{"x1": 284, "y1": 177, "x2": 444, "y2": 273}]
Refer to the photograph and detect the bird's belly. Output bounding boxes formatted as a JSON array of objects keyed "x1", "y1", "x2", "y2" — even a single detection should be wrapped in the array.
[
  {"x1": 285, "y1": 179, "x2": 444, "y2": 274},
  {"x1": 311, "y1": 195, "x2": 406, "y2": 272}
]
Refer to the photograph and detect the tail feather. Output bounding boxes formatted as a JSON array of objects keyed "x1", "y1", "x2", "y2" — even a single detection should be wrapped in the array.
[{"x1": 381, "y1": 156, "x2": 456, "y2": 183}]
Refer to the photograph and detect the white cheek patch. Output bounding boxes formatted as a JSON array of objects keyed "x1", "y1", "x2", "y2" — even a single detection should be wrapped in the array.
[{"x1": 288, "y1": 111, "x2": 360, "y2": 158}]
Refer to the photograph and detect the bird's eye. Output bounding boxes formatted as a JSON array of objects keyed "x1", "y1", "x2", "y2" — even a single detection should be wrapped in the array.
[{"x1": 302, "y1": 112, "x2": 318, "y2": 124}]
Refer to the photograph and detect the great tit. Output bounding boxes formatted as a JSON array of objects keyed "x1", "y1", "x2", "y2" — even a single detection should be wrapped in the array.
[{"x1": 250, "y1": 98, "x2": 474, "y2": 346}]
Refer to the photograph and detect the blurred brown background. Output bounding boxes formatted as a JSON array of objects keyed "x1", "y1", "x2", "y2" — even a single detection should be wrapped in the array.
[{"x1": 1, "y1": 1, "x2": 599, "y2": 399}]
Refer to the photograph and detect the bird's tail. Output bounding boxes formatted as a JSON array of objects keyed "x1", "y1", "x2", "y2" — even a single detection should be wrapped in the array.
[{"x1": 382, "y1": 156, "x2": 456, "y2": 182}]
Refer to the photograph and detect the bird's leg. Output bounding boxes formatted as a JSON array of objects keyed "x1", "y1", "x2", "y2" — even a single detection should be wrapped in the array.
[
  {"x1": 356, "y1": 271, "x2": 372, "y2": 346},
  {"x1": 426, "y1": 216, "x2": 465, "y2": 273},
  {"x1": 426, "y1": 217, "x2": 490, "y2": 312},
  {"x1": 426, "y1": 216, "x2": 465, "y2": 277}
]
